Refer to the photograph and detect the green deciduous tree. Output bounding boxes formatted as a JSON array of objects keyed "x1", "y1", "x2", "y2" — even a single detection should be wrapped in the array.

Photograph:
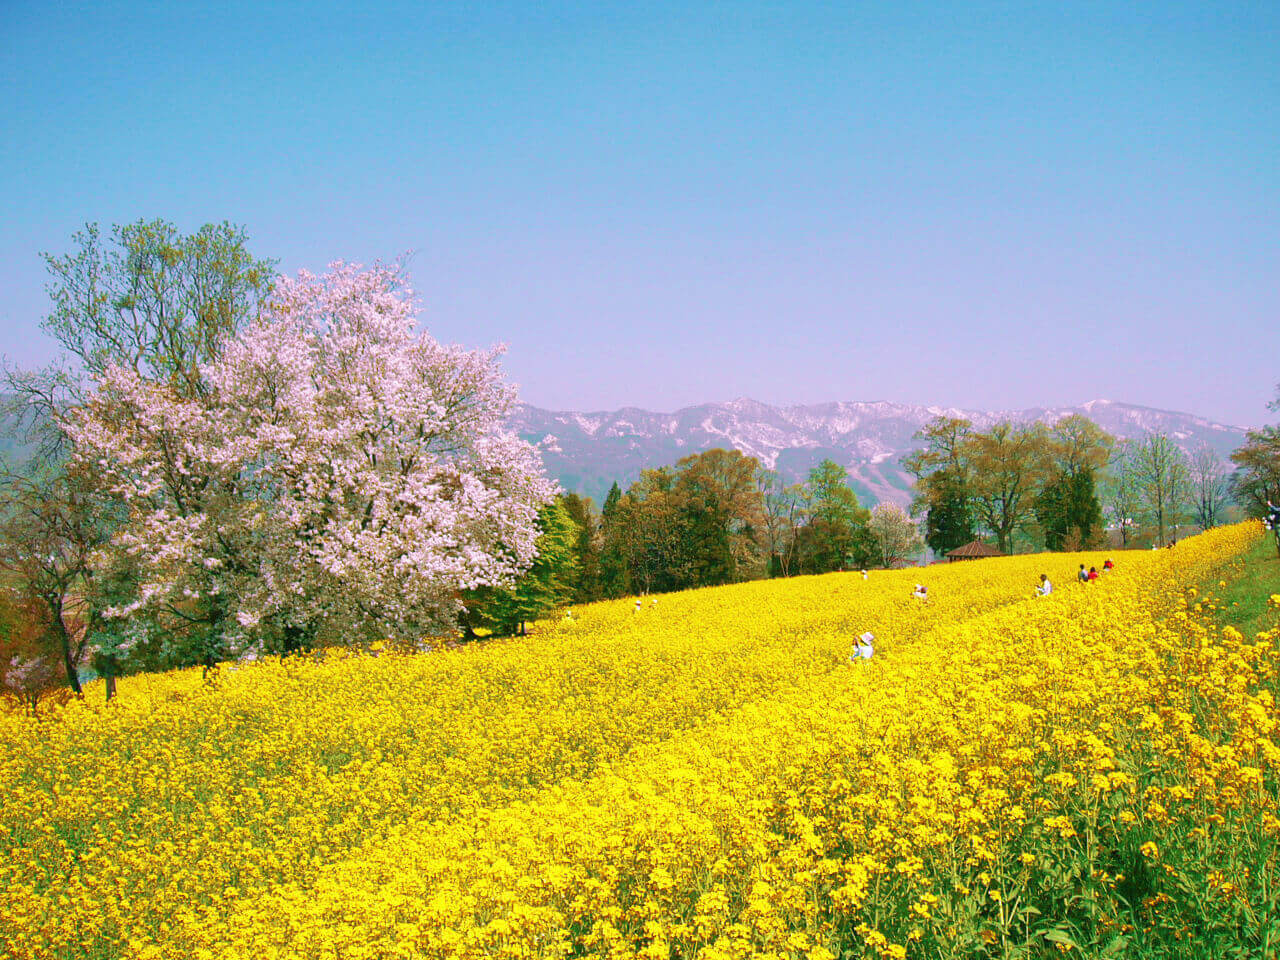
[
  {"x1": 1036, "y1": 415, "x2": 1113, "y2": 550},
  {"x1": 41, "y1": 219, "x2": 276, "y2": 397},
  {"x1": 966, "y1": 422, "x2": 1052, "y2": 555},
  {"x1": 672, "y1": 448, "x2": 763, "y2": 586},
  {"x1": 1231, "y1": 385, "x2": 1280, "y2": 556},
  {"x1": 0, "y1": 462, "x2": 112, "y2": 695},
  {"x1": 921, "y1": 468, "x2": 975, "y2": 557},
  {"x1": 795, "y1": 459, "x2": 871, "y2": 573},
  {"x1": 903, "y1": 418, "x2": 976, "y2": 556},
  {"x1": 596, "y1": 451, "x2": 766, "y2": 595}
]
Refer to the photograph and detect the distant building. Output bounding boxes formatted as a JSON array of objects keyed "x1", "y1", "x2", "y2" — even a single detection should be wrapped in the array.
[{"x1": 945, "y1": 540, "x2": 1004, "y2": 562}]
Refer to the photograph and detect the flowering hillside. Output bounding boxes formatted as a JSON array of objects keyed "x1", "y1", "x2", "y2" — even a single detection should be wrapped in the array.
[{"x1": 1, "y1": 523, "x2": 1275, "y2": 959}]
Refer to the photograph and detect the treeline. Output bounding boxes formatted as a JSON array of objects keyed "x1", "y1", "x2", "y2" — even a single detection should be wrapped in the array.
[
  {"x1": 490, "y1": 406, "x2": 1274, "y2": 629},
  {"x1": 903, "y1": 414, "x2": 1238, "y2": 556},
  {"x1": 907, "y1": 410, "x2": 1268, "y2": 559},
  {"x1": 458, "y1": 452, "x2": 918, "y2": 635}
]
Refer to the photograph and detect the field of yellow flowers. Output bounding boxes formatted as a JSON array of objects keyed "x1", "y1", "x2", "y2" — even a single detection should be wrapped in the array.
[{"x1": 1, "y1": 523, "x2": 1276, "y2": 959}]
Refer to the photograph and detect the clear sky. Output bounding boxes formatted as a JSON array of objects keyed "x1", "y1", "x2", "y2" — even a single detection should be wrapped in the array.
[{"x1": 2, "y1": 1, "x2": 1276, "y2": 426}]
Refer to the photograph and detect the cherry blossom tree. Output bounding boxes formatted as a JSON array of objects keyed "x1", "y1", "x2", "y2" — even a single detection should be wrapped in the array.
[
  {"x1": 66, "y1": 262, "x2": 553, "y2": 664},
  {"x1": 866, "y1": 502, "x2": 924, "y2": 568}
]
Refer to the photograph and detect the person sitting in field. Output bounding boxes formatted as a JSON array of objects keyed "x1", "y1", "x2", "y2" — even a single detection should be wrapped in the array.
[
  {"x1": 1078, "y1": 564, "x2": 1090, "y2": 583},
  {"x1": 1103, "y1": 558, "x2": 1114, "y2": 571},
  {"x1": 849, "y1": 631, "x2": 875, "y2": 661},
  {"x1": 1088, "y1": 566, "x2": 1099, "y2": 581},
  {"x1": 1037, "y1": 574, "x2": 1052, "y2": 596},
  {"x1": 912, "y1": 584, "x2": 928, "y2": 600}
]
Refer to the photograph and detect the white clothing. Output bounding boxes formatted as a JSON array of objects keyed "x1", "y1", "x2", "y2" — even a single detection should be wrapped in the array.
[
  {"x1": 1037, "y1": 579, "x2": 1052, "y2": 596},
  {"x1": 850, "y1": 631, "x2": 875, "y2": 660}
]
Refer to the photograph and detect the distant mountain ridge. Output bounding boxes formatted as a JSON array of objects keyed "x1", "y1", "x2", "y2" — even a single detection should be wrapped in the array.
[{"x1": 509, "y1": 398, "x2": 1248, "y2": 509}]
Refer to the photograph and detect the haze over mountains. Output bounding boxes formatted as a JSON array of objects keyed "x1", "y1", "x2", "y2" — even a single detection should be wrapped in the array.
[{"x1": 510, "y1": 398, "x2": 1248, "y2": 509}]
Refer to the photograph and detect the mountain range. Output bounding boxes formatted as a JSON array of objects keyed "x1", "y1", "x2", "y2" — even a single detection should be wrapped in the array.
[{"x1": 509, "y1": 398, "x2": 1249, "y2": 509}]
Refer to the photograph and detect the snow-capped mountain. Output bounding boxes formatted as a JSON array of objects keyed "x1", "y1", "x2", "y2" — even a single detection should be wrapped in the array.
[{"x1": 509, "y1": 398, "x2": 1249, "y2": 508}]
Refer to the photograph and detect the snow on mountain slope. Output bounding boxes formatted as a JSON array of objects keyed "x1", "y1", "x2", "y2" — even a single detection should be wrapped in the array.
[{"x1": 508, "y1": 398, "x2": 1248, "y2": 508}]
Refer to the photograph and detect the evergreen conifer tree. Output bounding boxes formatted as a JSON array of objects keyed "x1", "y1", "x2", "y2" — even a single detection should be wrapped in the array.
[{"x1": 462, "y1": 499, "x2": 579, "y2": 636}]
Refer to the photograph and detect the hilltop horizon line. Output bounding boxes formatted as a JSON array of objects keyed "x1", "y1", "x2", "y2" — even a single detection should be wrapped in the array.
[{"x1": 516, "y1": 396, "x2": 1254, "y2": 432}]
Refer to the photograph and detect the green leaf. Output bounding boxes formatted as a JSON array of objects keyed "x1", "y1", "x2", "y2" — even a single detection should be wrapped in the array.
[{"x1": 1100, "y1": 934, "x2": 1131, "y2": 956}]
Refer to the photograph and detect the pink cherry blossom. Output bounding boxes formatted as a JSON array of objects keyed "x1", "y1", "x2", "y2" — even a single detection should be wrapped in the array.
[{"x1": 66, "y1": 262, "x2": 553, "y2": 655}]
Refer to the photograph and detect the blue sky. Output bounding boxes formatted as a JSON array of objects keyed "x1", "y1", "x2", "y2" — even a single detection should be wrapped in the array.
[{"x1": 2, "y1": 0, "x2": 1276, "y2": 425}]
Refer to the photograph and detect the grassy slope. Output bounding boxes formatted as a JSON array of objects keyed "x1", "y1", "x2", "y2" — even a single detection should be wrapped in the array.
[{"x1": 1201, "y1": 533, "x2": 1280, "y2": 637}]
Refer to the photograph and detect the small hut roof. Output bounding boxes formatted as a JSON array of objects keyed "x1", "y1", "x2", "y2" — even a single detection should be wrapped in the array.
[{"x1": 946, "y1": 540, "x2": 1004, "y2": 559}]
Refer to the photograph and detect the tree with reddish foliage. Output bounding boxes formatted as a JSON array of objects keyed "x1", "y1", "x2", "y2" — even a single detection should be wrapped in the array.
[
  {"x1": 0, "y1": 458, "x2": 111, "y2": 695},
  {"x1": 0, "y1": 591, "x2": 76, "y2": 717}
]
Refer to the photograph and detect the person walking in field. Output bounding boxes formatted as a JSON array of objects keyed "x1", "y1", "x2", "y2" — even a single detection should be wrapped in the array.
[
  {"x1": 634, "y1": 599, "x2": 642, "y2": 614},
  {"x1": 1037, "y1": 574, "x2": 1052, "y2": 596}
]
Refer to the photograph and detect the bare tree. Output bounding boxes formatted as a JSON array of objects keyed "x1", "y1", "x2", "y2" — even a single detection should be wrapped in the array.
[
  {"x1": 756, "y1": 469, "x2": 806, "y2": 577},
  {"x1": 867, "y1": 503, "x2": 923, "y2": 568},
  {"x1": 1103, "y1": 439, "x2": 1142, "y2": 546},
  {"x1": 1189, "y1": 444, "x2": 1229, "y2": 531},
  {"x1": 1133, "y1": 433, "x2": 1191, "y2": 547}
]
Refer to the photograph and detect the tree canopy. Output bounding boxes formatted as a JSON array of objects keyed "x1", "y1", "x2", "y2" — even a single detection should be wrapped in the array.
[{"x1": 66, "y1": 262, "x2": 553, "y2": 664}]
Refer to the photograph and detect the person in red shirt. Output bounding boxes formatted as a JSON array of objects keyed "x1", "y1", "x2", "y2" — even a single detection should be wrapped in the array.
[{"x1": 1088, "y1": 566, "x2": 1099, "y2": 581}]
